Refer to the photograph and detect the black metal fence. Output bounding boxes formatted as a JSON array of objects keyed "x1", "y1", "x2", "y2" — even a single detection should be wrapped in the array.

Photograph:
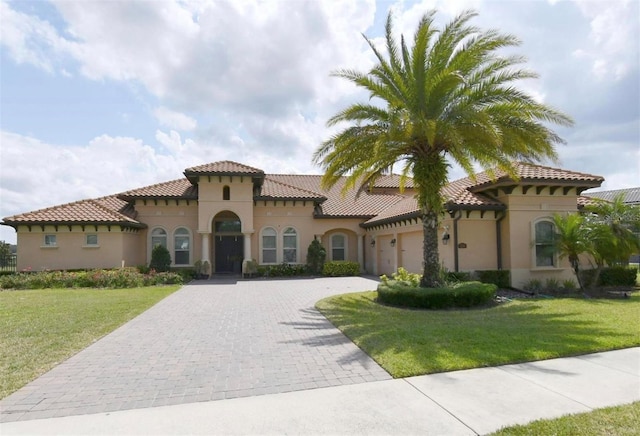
[{"x1": 0, "y1": 255, "x2": 17, "y2": 272}]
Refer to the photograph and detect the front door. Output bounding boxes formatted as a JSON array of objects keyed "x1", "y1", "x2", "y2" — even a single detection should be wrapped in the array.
[{"x1": 215, "y1": 235, "x2": 244, "y2": 273}]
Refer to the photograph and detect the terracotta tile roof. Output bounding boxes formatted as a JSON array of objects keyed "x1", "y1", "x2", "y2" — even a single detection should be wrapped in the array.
[
  {"x1": 184, "y1": 160, "x2": 264, "y2": 175},
  {"x1": 258, "y1": 178, "x2": 326, "y2": 201},
  {"x1": 118, "y1": 179, "x2": 197, "y2": 200},
  {"x1": 2, "y1": 196, "x2": 143, "y2": 227},
  {"x1": 267, "y1": 174, "x2": 404, "y2": 217},
  {"x1": 469, "y1": 162, "x2": 604, "y2": 190},
  {"x1": 442, "y1": 177, "x2": 506, "y2": 209},
  {"x1": 583, "y1": 187, "x2": 640, "y2": 205},
  {"x1": 363, "y1": 196, "x2": 420, "y2": 226},
  {"x1": 370, "y1": 174, "x2": 415, "y2": 189},
  {"x1": 577, "y1": 195, "x2": 601, "y2": 209}
]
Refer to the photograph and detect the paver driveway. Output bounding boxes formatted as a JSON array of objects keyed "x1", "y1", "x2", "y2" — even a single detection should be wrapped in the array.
[{"x1": 1, "y1": 277, "x2": 390, "y2": 422}]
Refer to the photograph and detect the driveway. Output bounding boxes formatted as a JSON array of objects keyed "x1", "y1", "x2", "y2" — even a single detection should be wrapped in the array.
[{"x1": 1, "y1": 277, "x2": 391, "y2": 423}]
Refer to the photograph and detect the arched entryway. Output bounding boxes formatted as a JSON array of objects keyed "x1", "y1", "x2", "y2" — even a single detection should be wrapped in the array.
[{"x1": 213, "y1": 211, "x2": 244, "y2": 274}]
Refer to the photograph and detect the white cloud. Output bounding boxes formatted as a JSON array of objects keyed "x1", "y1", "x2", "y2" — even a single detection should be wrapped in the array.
[{"x1": 153, "y1": 107, "x2": 197, "y2": 131}]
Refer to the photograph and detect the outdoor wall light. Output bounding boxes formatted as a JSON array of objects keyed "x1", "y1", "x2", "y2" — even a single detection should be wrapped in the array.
[
  {"x1": 390, "y1": 238, "x2": 397, "y2": 247},
  {"x1": 442, "y1": 226, "x2": 451, "y2": 245},
  {"x1": 370, "y1": 238, "x2": 376, "y2": 247}
]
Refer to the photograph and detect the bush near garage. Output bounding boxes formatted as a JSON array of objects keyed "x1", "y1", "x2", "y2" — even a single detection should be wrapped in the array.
[{"x1": 322, "y1": 261, "x2": 360, "y2": 277}]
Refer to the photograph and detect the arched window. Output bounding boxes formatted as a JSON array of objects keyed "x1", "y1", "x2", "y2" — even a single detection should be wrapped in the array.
[
  {"x1": 534, "y1": 220, "x2": 556, "y2": 267},
  {"x1": 151, "y1": 228, "x2": 167, "y2": 248},
  {"x1": 174, "y1": 227, "x2": 191, "y2": 265},
  {"x1": 283, "y1": 227, "x2": 298, "y2": 263},
  {"x1": 261, "y1": 227, "x2": 277, "y2": 264},
  {"x1": 223, "y1": 185, "x2": 230, "y2": 200},
  {"x1": 331, "y1": 234, "x2": 346, "y2": 261}
]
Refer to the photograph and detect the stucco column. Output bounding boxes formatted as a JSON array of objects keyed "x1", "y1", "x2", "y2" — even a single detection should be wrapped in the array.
[
  {"x1": 392, "y1": 232, "x2": 399, "y2": 272},
  {"x1": 357, "y1": 233, "x2": 364, "y2": 273},
  {"x1": 243, "y1": 231, "x2": 254, "y2": 261},
  {"x1": 200, "y1": 232, "x2": 211, "y2": 263}
]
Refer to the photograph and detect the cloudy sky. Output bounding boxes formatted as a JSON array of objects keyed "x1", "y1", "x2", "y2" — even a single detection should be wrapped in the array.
[{"x1": 1, "y1": 0, "x2": 638, "y2": 244}]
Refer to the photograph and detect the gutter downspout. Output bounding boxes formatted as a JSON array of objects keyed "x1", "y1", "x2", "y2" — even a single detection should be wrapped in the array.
[
  {"x1": 453, "y1": 210, "x2": 462, "y2": 272},
  {"x1": 496, "y1": 210, "x2": 506, "y2": 270}
]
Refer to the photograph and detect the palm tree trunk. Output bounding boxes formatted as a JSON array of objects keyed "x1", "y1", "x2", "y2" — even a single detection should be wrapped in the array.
[{"x1": 420, "y1": 207, "x2": 443, "y2": 288}]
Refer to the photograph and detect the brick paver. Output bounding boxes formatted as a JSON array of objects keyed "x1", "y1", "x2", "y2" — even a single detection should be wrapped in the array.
[{"x1": 1, "y1": 277, "x2": 390, "y2": 422}]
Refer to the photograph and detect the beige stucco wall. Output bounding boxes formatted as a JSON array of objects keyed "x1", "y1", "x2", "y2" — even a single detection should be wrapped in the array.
[
  {"x1": 499, "y1": 187, "x2": 582, "y2": 288},
  {"x1": 134, "y1": 199, "x2": 199, "y2": 266},
  {"x1": 15, "y1": 225, "x2": 137, "y2": 271},
  {"x1": 197, "y1": 176, "x2": 255, "y2": 234}
]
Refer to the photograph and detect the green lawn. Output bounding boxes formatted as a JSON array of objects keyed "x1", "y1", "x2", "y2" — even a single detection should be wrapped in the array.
[
  {"x1": 0, "y1": 285, "x2": 181, "y2": 399},
  {"x1": 490, "y1": 401, "x2": 640, "y2": 436},
  {"x1": 316, "y1": 291, "x2": 640, "y2": 377}
]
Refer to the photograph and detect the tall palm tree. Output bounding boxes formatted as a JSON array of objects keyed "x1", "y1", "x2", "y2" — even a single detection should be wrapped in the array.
[
  {"x1": 313, "y1": 10, "x2": 573, "y2": 287},
  {"x1": 551, "y1": 214, "x2": 592, "y2": 291}
]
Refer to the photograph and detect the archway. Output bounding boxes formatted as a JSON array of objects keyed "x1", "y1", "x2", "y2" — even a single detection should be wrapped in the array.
[{"x1": 213, "y1": 211, "x2": 243, "y2": 274}]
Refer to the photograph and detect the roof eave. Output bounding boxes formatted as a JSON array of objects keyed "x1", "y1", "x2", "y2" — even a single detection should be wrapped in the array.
[{"x1": 1, "y1": 220, "x2": 147, "y2": 229}]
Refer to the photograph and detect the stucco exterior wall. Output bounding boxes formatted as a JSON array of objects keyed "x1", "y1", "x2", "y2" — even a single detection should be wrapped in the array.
[
  {"x1": 134, "y1": 200, "x2": 199, "y2": 266},
  {"x1": 15, "y1": 225, "x2": 130, "y2": 271},
  {"x1": 499, "y1": 187, "x2": 582, "y2": 288},
  {"x1": 457, "y1": 213, "x2": 498, "y2": 272}
]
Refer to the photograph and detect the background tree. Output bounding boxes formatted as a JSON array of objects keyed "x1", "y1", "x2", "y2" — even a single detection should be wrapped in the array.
[
  {"x1": 314, "y1": 10, "x2": 573, "y2": 287},
  {"x1": 0, "y1": 241, "x2": 11, "y2": 268}
]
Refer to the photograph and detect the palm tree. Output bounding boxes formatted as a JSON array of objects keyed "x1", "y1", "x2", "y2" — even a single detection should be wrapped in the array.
[
  {"x1": 313, "y1": 10, "x2": 573, "y2": 287},
  {"x1": 551, "y1": 214, "x2": 592, "y2": 291}
]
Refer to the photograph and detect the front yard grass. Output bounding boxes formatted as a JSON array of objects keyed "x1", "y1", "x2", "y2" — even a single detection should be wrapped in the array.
[
  {"x1": 490, "y1": 401, "x2": 640, "y2": 436},
  {"x1": 316, "y1": 291, "x2": 640, "y2": 378},
  {"x1": 0, "y1": 285, "x2": 181, "y2": 399}
]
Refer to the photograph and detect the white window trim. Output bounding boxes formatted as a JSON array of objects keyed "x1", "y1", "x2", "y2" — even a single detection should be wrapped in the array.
[
  {"x1": 330, "y1": 233, "x2": 348, "y2": 261},
  {"x1": 41, "y1": 234, "x2": 58, "y2": 248},
  {"x1": 173, "y1": 227, "x2": 192, "y2": 266},
  {"x1": 531, "y1": 218, "x2": 559, "y2": 269},
  {"x1": 282, "y1": 226, "x2": 299, "y2": 264},
  {"x1": 260, "y1": 227, "x2": 278, "y2": 264}
]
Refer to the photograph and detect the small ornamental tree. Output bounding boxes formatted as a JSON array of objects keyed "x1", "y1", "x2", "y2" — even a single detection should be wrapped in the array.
[
  {"x1": 0, "y1": 241, "x2": 11, "y2": 267},
  {"x1": 149, "y1": 244, "x2": 172, "y2": 272},
  {"x1": 306, "y1": 239, "x2": 326, "y2": 275}
]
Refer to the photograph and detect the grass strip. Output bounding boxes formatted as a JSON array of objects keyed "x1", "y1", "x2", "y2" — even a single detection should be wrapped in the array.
[
  {"x1": 0, "y1": 285, "x2": 181, "y2": 399},
  {"x1": 316, "y1": 291, "x2": 640, "y2": 377}
]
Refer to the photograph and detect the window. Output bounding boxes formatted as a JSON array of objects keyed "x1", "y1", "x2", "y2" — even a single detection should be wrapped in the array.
[
  {"x1": 535, "y1": 220, "x2": 556, "y2": 267},
  {"x1": 223, "y1": 185, "x2": 230, "y2": 200},
  {"x1": 262, "y1": 227, "x2": 277, "y2": 263},
  {"x1": 174, "y1": 228, "x2": 190, "y2": 265},
  {"x1": 44, "y1": 234, "x2": 57, "y2": 246},
  {"x1": 151, "y1": 228, "x2": 167, "y2": 248},
  {"x1": 331, "y1": 234, "x2": 346, "y2": 261},
  {"x1": 215, "y1": 220, "x2": 241, "y2": 233},
  {"x1": 85, "y1": 234, "x2": 98, "y2": 246},
  {"x1": 283, "y1": 227, "x2": 297, "y2": 263}
]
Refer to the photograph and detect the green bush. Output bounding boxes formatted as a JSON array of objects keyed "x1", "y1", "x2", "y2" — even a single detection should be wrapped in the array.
[
  {"x1": 0, "y1": 268, "x2": 183, "y2": 290},
  {"x1": 523, "y1": 279, "x2": 543, "y2": 293},
  {"x1": 322, "y1": 261, "x2": 360, "y2": 277},
  {"x1": 149, "y1": 245, "x2": 172, "y2": 272},
  {"x1": 445, "y1": 271, "x2": 472, "y2": 283},
  {"x1": 476, "y1": 270, "x2": 511, "y2": 288},
  {"x1": 598, "y1": 267, "x2": 638, "y2": 287},
  {"x1": 377, "y1": 280, "x2": 497, "y2": 309},
  {"x1": 306, "y1": 239, "x2": 326, "y2": 275},
  {"x1": 257, "y1": 263, "x2": 308, "y2": 277}
]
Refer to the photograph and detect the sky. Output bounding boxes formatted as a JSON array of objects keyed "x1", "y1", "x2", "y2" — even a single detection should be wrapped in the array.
[{"x1": 0, "y1": 0, "x2": 638, "y2": 244}]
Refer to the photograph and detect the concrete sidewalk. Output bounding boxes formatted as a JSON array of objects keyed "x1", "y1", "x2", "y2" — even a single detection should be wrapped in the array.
[{"x1": 2, "y1": 347, "x2": 638, "y2": 435}]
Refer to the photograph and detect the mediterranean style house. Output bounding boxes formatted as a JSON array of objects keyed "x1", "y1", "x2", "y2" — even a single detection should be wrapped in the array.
[{"x1": 2, "y1": 160, "x2": 604, "y2": 288}]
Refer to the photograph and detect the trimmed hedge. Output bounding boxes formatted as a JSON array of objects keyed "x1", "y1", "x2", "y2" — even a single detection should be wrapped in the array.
[
  {"x1": 0, "y1": 268, "x2": 183, "y2": 290},
  {"x1": 377, "y1": 280, "x2": 497, "y2": 309},
  {"x1": 257, "y1": 263, "x2": 308, "y2": 277},
  {"x1": 476, "y1": 270, "x2": 511, "y2": 288},
  {"x1": 322, "y1": 261, "x2": 360, "y2": 277},
  {"x1": 580, "y1": 267, "x2": 638, "y2": 287}
]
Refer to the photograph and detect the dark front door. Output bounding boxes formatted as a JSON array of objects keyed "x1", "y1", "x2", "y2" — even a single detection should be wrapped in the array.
[{"x1": 215, "y1": 235, "x2": 243, "y2": 273}]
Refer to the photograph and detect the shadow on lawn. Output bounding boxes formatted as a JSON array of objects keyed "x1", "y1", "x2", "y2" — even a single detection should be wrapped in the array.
[{"x1": 314, "y1": 292, "x2": 639, "y2": 377}]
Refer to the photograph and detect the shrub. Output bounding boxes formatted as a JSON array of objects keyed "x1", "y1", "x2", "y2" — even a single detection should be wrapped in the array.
[
  {"x1": 149, "y1": 245, "x2": 172, "y2": 272},
  {"x1": 380, "y1": 267, "x2": 420, "y2": 287},
  {"x1": 377, "y1": 280, "x2": 496, "y2": 309},
  {"x1": 598, "y1": 267, "x2": 638, "y2": 287},
  {"x1": 544, "y1": 278, "x2": 562, "y2": 292},
  {"x1": 476, "y1": 270, "x2": 511, "y2": 288},
  {"x1": 306, "y1": 239, "x2": 326, "y2": 275},
  {"x1": 0, "y1": 268, "x2": 183, "y2": 290},
  {"x1": 257, "y1": 263, "x2": 308, "y2": 277},
  {"x1": 445, "y1": 271, "x2": 472, "y2": 283},
  {"x1": 322, "y1": 261, "x2": 360, "y2": 277},
  {"x1": 523, "y1": 279, "x2": 543, "y2": 293},
  {"x1": 562, "y1": 279, "x2": 577, "y2": 291}
]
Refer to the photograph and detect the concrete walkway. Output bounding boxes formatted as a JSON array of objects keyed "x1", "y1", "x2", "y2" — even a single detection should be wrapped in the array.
[
  {"x1": 1, "y1": 277, "x2": 638, "y2": 434},
  {"x1": 2, "y1": 348, "x2": 638, "y2": 435}
]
